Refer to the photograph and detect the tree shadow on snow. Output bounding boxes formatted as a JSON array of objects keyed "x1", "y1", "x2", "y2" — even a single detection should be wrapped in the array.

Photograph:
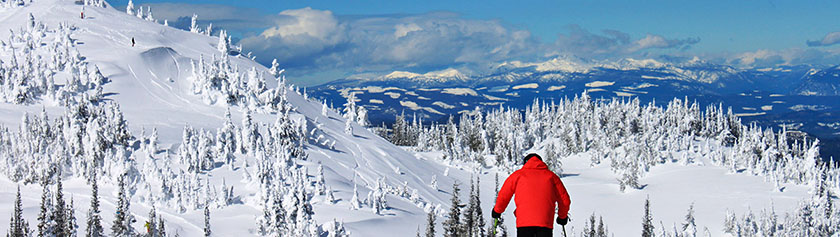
[{"x1": 559, "y1": 173, "x2": 579, "y2": 178}]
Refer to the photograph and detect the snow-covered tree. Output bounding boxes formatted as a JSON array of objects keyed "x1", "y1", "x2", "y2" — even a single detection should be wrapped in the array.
[
  {"x1": 204, "y1": 202, "x2": 211, "y2": 237},
  {"x1": 7, "y1": 186, "x2": 31, "y2": 237},
  {"x1": 189, "y1": 14, "x2": 200, "y2": 34},
  {"x1": 443, "y1": 182, "x2": 462, "y2": 237},
  {"x1": 350, "y1": 182, "x2": 361, "y2": 210},
  {"x1": 425, "y1": 206, "x2": 436, "y2": 237},
  {"x1": 86, "y1": 172, "x2": 103, "y2": 237},
  {"x1": 681, "y1": 203, "x2": 697, "y2": 237},
  {"x1": 111, "y1": 174, "x2": 134, "y2": 236},
  {"x1": 642, "y1": 197, "x2": 654, "y2": 237},
  {"x1": 125, "y1": 0, "x2": 134, "y2": 15},
  {"x1": 217, "y1": 30, "x2": 229, "y2": 54}
]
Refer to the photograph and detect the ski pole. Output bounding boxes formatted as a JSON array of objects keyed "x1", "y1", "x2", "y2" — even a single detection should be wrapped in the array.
[
  {"x1": 562, "y1": 225, "x2": 567, "y2": 237},
  {"x1": 492, "y1": 218, "x2": 498, "y2": 236}
]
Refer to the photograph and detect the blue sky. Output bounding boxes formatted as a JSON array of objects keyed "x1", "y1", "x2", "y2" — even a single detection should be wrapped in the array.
[{"x1": 115, "y1": 0, "x2": 840, "y2": 85}]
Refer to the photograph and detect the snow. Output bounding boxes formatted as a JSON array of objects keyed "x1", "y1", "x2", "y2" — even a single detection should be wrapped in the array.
[
  {"x1": 384, "y1": 92, "x2": 401, "y2": 99},
  {"x1": 432, "y1": 101, "x2": 455, "y2": 109},
  {"x1": 641, "y1": 75, "x2": 667, "y2": 80},
  {"x1": 789, "y1": 104, "x2": 830, "y2": 112},
  {"x1": 495, "y1": 56, "x2": 593, "y2": 73},
  {"x1": 482, "y1": 94, "x2": 508, "y2": 101},
  {"x1": 547, "y1": 85, "x2": 566, "y2": 91},
  {"x1": 400, "y1": 101, "x2": 444, "y2": 115},
  {"x1": 623, "y1": 83, "x2": 659, "y2": 90},
  {"x1": 553, "y1": 152, "x2": 808, "y2": 236},
  {"x1": 614, "y1": 91, "x2": 635, "y2": 97},
  {"x1": 735, "y1": 112, "x2": 766, "y2": 117},
  {"x1": 585, "y1": 81, "x2": 615, "y2": 88},
  {"x1": 488, "y1": 86, "x2": 509, "y2": 93},
  {"x1": 441, "y1": 88, "x2": 478, "y2": 96},
  {"x1": 512, "y1": 83, "x2": 539, "y2": 90}
]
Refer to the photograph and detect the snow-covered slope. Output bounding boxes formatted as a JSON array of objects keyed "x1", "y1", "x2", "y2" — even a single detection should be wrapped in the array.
[
  {"x1": 0, "y1": 1, "x2": 459, "y2": 236},
  {"x1": 0, "y1": 1, "x2": 836, "y2": 237}
]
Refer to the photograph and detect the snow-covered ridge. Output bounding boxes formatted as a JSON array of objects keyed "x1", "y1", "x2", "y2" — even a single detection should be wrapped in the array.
[{"x1": 382, "y1": 68, "x2": 468, "y2": 82}]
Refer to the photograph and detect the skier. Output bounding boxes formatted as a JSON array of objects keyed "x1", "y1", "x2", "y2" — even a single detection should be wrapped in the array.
[
  {"x1": 81, "y1": 7, "x2": 85, "y2": 19},
  {"x1": 492, "y1": 153, "x2": 571, "y2": 237},
  {"x1": 131, "y1": 37, "x2": 135, "y2": 47}
]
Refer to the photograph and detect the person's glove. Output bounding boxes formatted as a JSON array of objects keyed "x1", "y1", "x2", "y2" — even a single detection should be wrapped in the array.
[
  {"x1": 556, "y1": 216, "x2": 568, "y2": 225},
  {"x1": 491, "y1": 211, "x2": 501, "y2": 219}
]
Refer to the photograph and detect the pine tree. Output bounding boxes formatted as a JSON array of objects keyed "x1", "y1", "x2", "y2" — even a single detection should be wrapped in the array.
[
  {"x1": 681, "y1": 203, "x2": 696, "y2": 237},
  {"x1": 66, "y1": 197, "x2": 77, "y2": 237},
  {"x1": 471, "y1": 176, "x2": 485, "y2": 237},
  {"x1": 597, "y1": 216, "x2": 608, "y2": 237},
  {"x1": 642, "y1": 197, "x2": 655, "y2": 237},
  {"x1": 489, "y1": 172, "x2": 508, "y2": 237},
  {"x1": 37, "y1": 179, "x2": 54, "y2": 237},
  {"x1": 86, "y1": 172, "x2": 104, "y2": 237},
  {"x1": 345, "y1": 118, "x2": 353, "y2": 136},
  {"x1": 8, "y1": 186, "x2": 31, "y2": 237},
  {"x1": 217, "y1": 30, "x2": 229, "y2": 54},
  {"x1": 350, "y1": 182, "x2": 361, "y2": 210},
  {"x1": 125, "y1": 0, "x2": 134, "y2": 15},
  {"x1": 463, "y1": 178, "x2": 475, "y2": 235},
  {"x1": 425, "y1": 206, "x2": 436, "y2": 237},
  {"x1": 147, "y1": 207, "x2": 158, "y2": 237},
  {"x1": 189, "y1": 14, "x2": 200, "y2": 34},
  {"x1": 158, "y1": 216, "x2": 166, "y2": 237},
  {"x1": 53, "y1": 178, "x2": 68, "y2": 236},
  {"x1": 443, "y1": 182, "x2": 462, "y2": 237},
  {"x1": 204, "y1": 203, "x2": 211, "y2": 237},
  {"x1": 112, "y1": 174, "x2": 133, "y2": 236}
]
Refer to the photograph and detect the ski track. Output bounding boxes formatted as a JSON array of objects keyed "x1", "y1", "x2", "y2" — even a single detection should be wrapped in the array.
[{"x1": 127, "y1": 64, "x2": 181, "y2": 109}]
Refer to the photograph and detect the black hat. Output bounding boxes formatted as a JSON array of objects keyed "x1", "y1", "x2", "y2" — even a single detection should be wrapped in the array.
[{"x1": 524, "y1": 153, "x2": 542, "y2": 164}]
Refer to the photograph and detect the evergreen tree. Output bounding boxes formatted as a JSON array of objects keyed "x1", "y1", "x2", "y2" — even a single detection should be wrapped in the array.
[
  {"x1": 125, "y1": 0, "x2": 134, "y2": 15},
  {"x1": 425, "y1": 206, "x2": 436, "y2": 237},
  {"x1": 443, "y1": 182, "x2": 462, "y2": 237},
  {"x1": 204, "y1": 203, "x2": 211, "y2": 237},
  {"x1": 37, "y1": 179, "x2": 55, "y2": 237},
  {"x1": 471, "y1": 176, "x2": 485, "y2": 237},
  {"x1": 86, "y1": 172, "x2": 103, "y2": 237},
  {"x1": 53, "y1": 178, "x2": 68, "y2": 237},
  {"x1": 597, "y1": 216, "x2": 608, "y2": 237},
  {"x1": 112, "y1": 174, "x2": 133, "y2": 236},
  {"x1": 642, "y1": 197, "x2": 655, "y2": 237},
  {"x1": 7, "y1": 186, "x2": 31, "y2": 237},
  {"x1": 681, "y1": 203, "x2": 696, "y2": 237},
  {"x1": 350, "y1": 182, "x2": 361, "y2": 210},
  {"x1": 158, "y1": 216, "x2": 166, "y2": 237},
  {"x1": 66, "y1": 197, "x2": 77, "y2": 237},
  {"x1": 146, "y1": 207, "x2": 158, "y2": 237}
]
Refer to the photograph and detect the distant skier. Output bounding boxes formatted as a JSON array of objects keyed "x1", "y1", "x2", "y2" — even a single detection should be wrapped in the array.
[
  {"x1": 492, "y1": 153, "x2": 571, "y2": 237},
  {"x1": 131, "y1": 37, "x2": 135, "y2": 47}
]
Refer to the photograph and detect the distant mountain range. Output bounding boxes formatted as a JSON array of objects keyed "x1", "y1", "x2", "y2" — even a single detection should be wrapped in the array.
[{"x1": 309, "y1": 57, "x2": 840, "y2": 160}]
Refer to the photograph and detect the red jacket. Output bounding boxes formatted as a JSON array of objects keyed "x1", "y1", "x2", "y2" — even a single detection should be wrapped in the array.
[{"x1": 493, "y1": 158, "x2": 571, "y2": 229}]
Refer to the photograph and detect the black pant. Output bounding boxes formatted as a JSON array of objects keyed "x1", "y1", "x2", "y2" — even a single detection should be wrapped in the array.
[{"x1": 517, "y1": 226, "x2": 552, "y2": 237}]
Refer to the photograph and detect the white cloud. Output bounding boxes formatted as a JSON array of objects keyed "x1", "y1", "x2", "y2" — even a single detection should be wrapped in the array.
[
  {"x1": 807, "y1": 31, "x2": 840, "y2": 47},
  {"x1": 394, "y1": 23, "x2": 422, "y2": 39},
  {"x1": 552, "y1": 25, "x2": 699, "y2": 59},
  {"x1": 240, "y1": 10, "x2": 541, "y2": 75},
  {"x1": 261, "y1": 8, "x2": 339, "y2": 40}
]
